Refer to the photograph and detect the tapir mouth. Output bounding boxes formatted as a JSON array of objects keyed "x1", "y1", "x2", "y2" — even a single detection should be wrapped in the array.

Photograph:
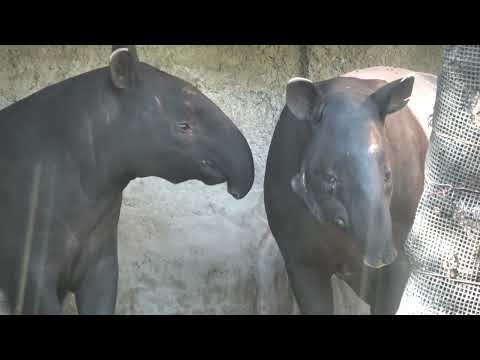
[
  {"x1": 200, "y1": 160, "x2": 227, "y2": 185},
  {"x1": 198, "y1": 159, "x2": 250, "y2": 200},
  {"x1": 362, "y1": 246, "x2": 398, "y2": 269},
  {"x1": 363, "y1": 259, "x2": 390, "y2": 270}
]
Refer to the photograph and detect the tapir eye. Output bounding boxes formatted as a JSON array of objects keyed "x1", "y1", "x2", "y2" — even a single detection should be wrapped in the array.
[
  {"x1": 177, "y1": 122, "x2": 191, "y2": 132},
  {"x1": 325, "y1": 174, "x2": 337, "y2": 184},
  {"x1": 334, "y1": 217, "x2": 346, "y2": 229},
  {"x1": 384, "y1": 169, "x2": 392, "y2": 183}
]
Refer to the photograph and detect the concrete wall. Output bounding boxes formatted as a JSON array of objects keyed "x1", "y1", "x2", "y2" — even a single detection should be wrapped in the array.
[{"x1": 0, "y1": 45, "x2": 443, "y2": 314}]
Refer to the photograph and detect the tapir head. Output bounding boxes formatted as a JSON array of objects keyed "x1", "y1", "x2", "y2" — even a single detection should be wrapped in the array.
[
  {"x1": 287, "y1": 75, "x2": 415, "y2": 269},
  {"x1": 108, "y1": 46, "x2": 254, "y2": 199}
]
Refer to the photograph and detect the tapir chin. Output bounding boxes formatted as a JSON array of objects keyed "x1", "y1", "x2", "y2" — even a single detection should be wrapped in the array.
[
  {"x1": 0, "y1": 46, "x2": 255, "y2": 315},
  {"x1": 264, "y1": 66, "x2": 436, "y2": 315}
]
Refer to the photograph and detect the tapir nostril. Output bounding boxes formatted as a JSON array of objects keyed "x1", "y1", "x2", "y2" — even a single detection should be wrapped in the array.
[
  {"x1": 363, "y1": 245, "x2": 398, "y2": 269},
  {"x1": 231, "y1": 191, "x2": 241, "y2": 199},
  {"x1": 201, "y1": 159, "x2": 214, "y2": 167},
  {"x1": 227, "y1": 184, "x2": 242, "y2": 199},
  {"x1": 384, "y1": 246, "x2": 398, "y2": 265},
  {"x1": 334, "y1": 217, "x2": 346, "y2": 229}
]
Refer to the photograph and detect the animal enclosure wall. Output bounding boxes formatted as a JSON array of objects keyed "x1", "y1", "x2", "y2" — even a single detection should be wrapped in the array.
[{"x1": 0, "y1": 45, "x2": 442, "y2": 314}]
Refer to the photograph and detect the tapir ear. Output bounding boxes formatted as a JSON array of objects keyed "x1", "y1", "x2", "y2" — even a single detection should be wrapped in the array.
[
  {"x1": 112, "y1": 45, "x2": 139, "y2": 62},
  {"x1": 110, "y1": 46, "x2": 138, "y2": 90},
  {"x1": 369, "y1": 75, "x2": 415, "y2": 118},
  {"x1": 286, "y1": 77, "x2": 319, "y2": 121}
]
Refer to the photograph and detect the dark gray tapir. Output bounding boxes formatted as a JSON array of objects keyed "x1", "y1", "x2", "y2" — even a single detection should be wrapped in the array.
[
  {"x1": 264, "y1": 67, "x2": 435, "y2": 315},
  {"x1": 0, "y1": 46, "x2": 254, "y2": 314}
]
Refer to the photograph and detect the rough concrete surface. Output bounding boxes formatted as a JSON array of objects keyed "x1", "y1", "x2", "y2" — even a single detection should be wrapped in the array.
[
  {"x1": 0, "y1": 45, "x2": 442, "y2": 314},
  {"x1": 308, "y1": 45, "x2": 442, "y2": 80}
]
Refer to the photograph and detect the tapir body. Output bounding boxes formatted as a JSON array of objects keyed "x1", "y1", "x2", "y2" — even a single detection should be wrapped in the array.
[
  {"x1": 264, "y1": 66, "x2": 436, "y2": 314},
  {"x1": 0, "y1": 46, "x2": 254, "y2": 314}
]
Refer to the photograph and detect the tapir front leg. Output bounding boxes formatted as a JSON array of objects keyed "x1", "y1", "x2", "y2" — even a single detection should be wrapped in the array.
[
  {"x1": 74, "y1": 224, "x2": 119, "y2": 315},
  {"x1": 371, "y1": 255, "x2": 411, "y2": 315},
  {"x1": 74, "y1": 198, "x2": 122, "y2": 315},
  {"x1": 17, "y1": 275, "x2": 63, "y2": 315},
  {"x1": 75, "y1": 254, "x2": 119, "y2": 315},
  {"x1": 286, "y1": 262, "x2": 334, "y2": 315},
  {"x1": 370, "y1": 221, "x2": 412, "y2": 315}
]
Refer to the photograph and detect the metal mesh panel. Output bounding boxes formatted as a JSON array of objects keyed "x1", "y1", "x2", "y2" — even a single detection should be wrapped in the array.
[{"x1": 397, "y1": 45, "x2": 480, "y2": 315}]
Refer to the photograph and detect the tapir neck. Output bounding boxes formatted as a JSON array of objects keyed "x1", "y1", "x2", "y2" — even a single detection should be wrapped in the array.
[
  {"x1": 21, "y1": 67, "x2": 139, "y2": 199},
  {"x1": 72, "y1": 71, "x2": 140, "y2": 198}
]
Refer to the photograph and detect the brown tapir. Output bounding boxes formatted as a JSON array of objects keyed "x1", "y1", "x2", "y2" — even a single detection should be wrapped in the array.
[{"x1": 264, "y1": 66, "x2": 436, "y2": 314}]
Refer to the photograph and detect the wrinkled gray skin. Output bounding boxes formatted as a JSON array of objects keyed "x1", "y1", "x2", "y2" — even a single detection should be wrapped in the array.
[
  {"x1": 0, "y1": 46, "x2": 254, "y2": 315},
  {"x1": 264, "y1": 70, "x2": 430, "y2": 314}
]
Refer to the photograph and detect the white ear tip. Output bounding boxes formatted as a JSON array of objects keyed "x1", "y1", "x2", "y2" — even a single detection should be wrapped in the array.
[
  {"x1": 288, "y1": 77, "x2": 312, "y2": 85},
  {"x1": 110, "y1": 47, "x2": 130, "y2": 62},
  {"x1": 400, "y1": 73, "x2": 416, "y2": 82}
]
